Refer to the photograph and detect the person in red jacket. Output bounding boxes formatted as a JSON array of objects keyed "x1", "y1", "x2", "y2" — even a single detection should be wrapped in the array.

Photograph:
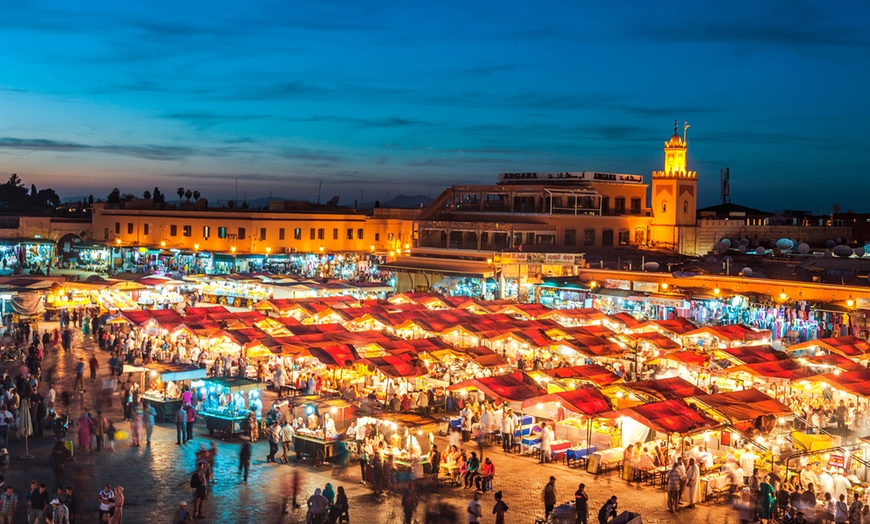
[{"x1": 184, "y1": 403, "x2": 196, "y2": 442}]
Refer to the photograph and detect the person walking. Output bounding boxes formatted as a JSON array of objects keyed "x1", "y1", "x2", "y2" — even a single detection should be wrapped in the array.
[
  {"x1": 108, "y1": 486, "x2": 124, "y2": 524},
  {"x1": 685, "y1": 457, "x2": 700, "y2": 508},
  {"x1": 97, "y1": 484, "x2": 113, "y2": 522},
  {"x1": 93, "y1": 411, "x2": 106, "y2": 452},
  {"x1": 326, "y1": 485, "x2": 349, "y2": 524},
  {"x1": 467, "y1": 491, "x2": 482, "y2": 524},
  {"x1": 77, "y1": 411, "x2": 93, "y2": 453},
  {"x1": 266, "y1": 421, "x2": 280, "y2": 463},
  {"x1": 0, "y1": 485, "x2": 16, "y2": 524},
  {"x1": 667, "y1": 461, "x2": 685, "y2": 513},
  {"x1": 63, "y1": 486, "x2": 77, "y2": 524},
  {"x1": 238, "y1": 440, "x2": 251, "y2": 482},
  {"x1": 280, "y1": 420, "x2": 294, "y2": 464},
  {"x1": 143, "y1": 402, "x2": 156, "y2": 445},
  {"x1": 543, "y1": 476, "x2": 557, "y2": 521},
  {"x1": 172, "y1": 501, "x2": 193, "y2": 524},
  {"x1": 492, "y1": 491, "x2": 508, "y2": 524},
  {"x1": 48, "y1": 497, "x2": 70, "y2": 524},
  {"x1": 575, "y1": 483, "x2": 589, "y2": 524},
  {"x1": 190, "y1": 463, "x2": 207, "y2": 519},
  {"x1": 184, "y1": 403, "x2": 195, "y2": 442},
  {"x1": 174, "y1": 406, "x2": 187, "y2": 445},
  {"x1": 401, "y1": 484, "x2": 418, "y2": 524},
  {"x1": 88, "y1": 355, "x2": 98, "y2": 382}
]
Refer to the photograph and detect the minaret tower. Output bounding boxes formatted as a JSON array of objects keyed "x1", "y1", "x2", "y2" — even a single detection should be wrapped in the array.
[{"x1": 649, "y1": 120, "x2": 698, "y2": 253}]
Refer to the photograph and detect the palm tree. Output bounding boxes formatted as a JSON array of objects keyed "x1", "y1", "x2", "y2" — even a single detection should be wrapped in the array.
[
  {"x1": 184, "y1": 189, "x2": 193, "y2": 202},
  {"x1": 177, "y1": 187, "x2": 184, "y2": 204},
  {"x1": 192, "y1": 190, "x2": 200, "y2": 202}
]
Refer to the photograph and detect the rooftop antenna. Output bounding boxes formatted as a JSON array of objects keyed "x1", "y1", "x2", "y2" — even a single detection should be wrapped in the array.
[
  {"x1": 720, "y1": 166, "x2": 731, "y2": 204},
  {"x1": 317, "y1": 180, "x2": 322, "y2": 204}
]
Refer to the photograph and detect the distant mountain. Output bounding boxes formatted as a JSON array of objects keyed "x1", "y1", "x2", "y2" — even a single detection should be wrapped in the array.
[{"x1": 363, "y1": 194, "x2": 433, "y2": 210}]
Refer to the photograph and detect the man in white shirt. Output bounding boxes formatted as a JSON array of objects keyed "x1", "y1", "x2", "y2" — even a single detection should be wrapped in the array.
[
  {"x1": 739, "y1": 450, "x2": 758, "y2": 485},
  {"x1": 467, "y1": 491, "x2": 482, "y2": 524},
  {"x1": 280, "y1": 421, "x2": 295, "y2": 464},
  {"x1": 46, "y1": 384, "x2": 56, "y2": 410},
  {"x1": 0, "y1": 407, "x2": 11, "y2": 446},
  {"x1": 832, "y1": 470, "x2": 851, "y2": 501},
  {"x1": 539, "y1": 422, "x2": 554, "y2": 464},
  {"x1": 818, "y1": 468, "x2": 835, "y2": 499}
]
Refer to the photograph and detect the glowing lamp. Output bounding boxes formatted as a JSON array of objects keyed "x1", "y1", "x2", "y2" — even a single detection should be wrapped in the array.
[
  {"x1": 661, "y1": 283, "x2": 668, "y2": 290},
  {"x1": 779, "y1": 291, "x2": 787, "y2": 301},
  {"x1": 713, "y1": 288, "x2": 720, "y2": 296},
  {"x1": 847, "y1": 298, "x2": 855, "y2": 308}
]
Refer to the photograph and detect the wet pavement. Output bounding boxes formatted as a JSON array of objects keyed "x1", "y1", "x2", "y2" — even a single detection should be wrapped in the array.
[{"x1": 1, "y1": 322, "x2": 738, "y2": 523}]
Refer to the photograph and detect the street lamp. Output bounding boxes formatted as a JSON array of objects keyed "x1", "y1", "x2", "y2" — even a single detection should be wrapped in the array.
[{"x1": 847, "y1": 296, "x2": 855, "y2": 308}]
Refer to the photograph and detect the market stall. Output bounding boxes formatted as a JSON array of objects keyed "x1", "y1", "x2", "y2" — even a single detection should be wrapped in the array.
[
  {"x1": 141, "y1": 363, "x2": 208, "y2": 421},
  {"x1": 199, "y1": 377, "x2": 262, "y2": 439},
  {"x1": 521, "y1": 386, "x2": 613, "y2": 464}
]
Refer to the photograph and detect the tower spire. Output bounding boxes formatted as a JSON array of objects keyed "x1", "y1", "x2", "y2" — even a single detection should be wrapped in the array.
[
  {"x1": 674, "y1": 119, "x2": 678, "y2": 134},
  {"x1": 683, "y1": 120, "x2": 690, "y2": 143}
]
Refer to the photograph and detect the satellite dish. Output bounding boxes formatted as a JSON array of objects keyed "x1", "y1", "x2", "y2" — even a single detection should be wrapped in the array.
[
  {"x1": 740, "y1": 238, "x2": 750, "y2": 246},
  {"x1": 825, "y1": 239, "x2": 836, "y2": 249},
  {"x1": 720, "y1": 238, "x2": 732, "y2": 247},
  {"x1": 642, "y1": 262, "x2": 660, "y2": 271},
  {"x1": 750, "y1": 240, "x2": 760, "y2": 248},
  {"x1": 864, "y1": 244, "x2": 870, "y2": 253},
  {"x1": 755, "y1": 247, "x2": 766, "y2": 256},
  {"x1": 836, "y1": 237, "x2": 843, "y2": 244},
  {"x1": 723, "y1": 256, "x2": 734, "y2": 263},
  {"x1": 824, "y1": 250, "x2": 833, "y2": 258},
  {"x1": 741, "y1": 267, "x2": 753, "y2": 277},
  {"x1": 797, "y1": 243, "x2": 810, "y2": 255},
  {"x1": 833, "y1": 245, "x2": 854, "y2": 258},
  {"x1": 776, "y1": 238, "x2": 794, "y2": 250},
  {"x1": 855, "y1": 247, "x2": 865, "y2": 258},
  {"x1": 706, "y1": 256, "x2": 719, "y2": 263},
  {"x1": 738, "y1": 245, "x2": 747, "y2": 254}
]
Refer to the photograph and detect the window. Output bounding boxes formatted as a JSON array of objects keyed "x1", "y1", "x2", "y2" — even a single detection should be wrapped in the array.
[
  {"x1": 218, "y1": 227, "x2": 227, "y2": 239},
  {"x1": 260, "y1": 228, "x2": 266, "y2": 240},
  {"x1": 238, "y1": 228, "x2": 246, "y2": 240},
  {"x1": 662, "y1": 201, "x2": 667, "y2": 213},
  {"x1": 618, "y1": 229, "x2": 630, "y2": 246},
  {"x1": 317, "y1": 228, "x2": 324, "y2": 240},
  {"x1": 183, "y1": 225, "x2": 192, "y2": 237},
  {"x1": 564, "y1": 229, "x2": 576, "y2": 246},
  {"x1": 631, "y1": 198, "x2": 641, "y2": 214},
  {"x1": 294, "y1": 228, "x2": 302, "y2": 240},
  {"x1": 357, "y1": 228, "x2": 364, "y2": 240},
  {"x1": 143, "y1": 223, "x2": 150, "y2": 236},
  {"x1": 279, "y1": 228, "x2": 285, "y2": 241},
  {"x1": 583, "y1": 229, "x2": 595, "y2": 246},
  {"x1": 170, "y1": 225, "x2": 178, "y2": 237},
  {"x1": 346, "y1": 228, "x2": 353, "y2": 240},
  {"x1": 114, "y1": 222, "x2": 120, "y2": 234},
  {"x1": 602, "y1": 229, "x2": 614, "y2": 246},
  {"x1": 332, "y1": 228, "x2": 338, "y2": 240},
  {"x1": 104, "y1": 228, "x2": 109, "y2": 240},
  {"x1": 634, "y1": 229, "x2": 645, "y2": 245},
  {"x1": 203, "y1": 226, "x2": 210, "y2": 240},
  {"x1": 309, "y1": 228, "x2": 315, "y2": 240},
  {"x1": 614, "y1": 197, "x2": 626, "y2": 214},
  {"x1": 127, "y1": 223, "x2": 133, "y2": 234},
  {"x1": 601, "y1": 197, "x2": 610, "y2": 214},
  {"x1": 683, "y1": 200, "x2": 689, "y2": 213},
  {"x1": 388, "y1": 233, "x2": 394, "y2": 241},
  {"x1": 375, "y1": 233, "x2": 380, "y2": 241}
]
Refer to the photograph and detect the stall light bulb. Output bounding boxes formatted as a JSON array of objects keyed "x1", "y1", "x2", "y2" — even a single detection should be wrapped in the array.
[{"x1": 331, "y1": 408, "x2": 337, "y2": 414}]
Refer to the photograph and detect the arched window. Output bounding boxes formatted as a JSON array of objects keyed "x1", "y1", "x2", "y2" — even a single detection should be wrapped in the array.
[
  {"x1": 661, "y1": 201, "x2": 667, "y2": 213},
  {"x1": 683, "y1": 200, "x2": 689, "y2": 213}
]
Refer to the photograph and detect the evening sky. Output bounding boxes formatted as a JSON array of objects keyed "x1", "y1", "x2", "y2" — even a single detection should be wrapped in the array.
[{"x1": 0, "y1": 1, "x2": 868, "y2": 211}]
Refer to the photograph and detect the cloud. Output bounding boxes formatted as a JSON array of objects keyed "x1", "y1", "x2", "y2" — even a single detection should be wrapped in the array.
[{"x1": 0, "y1": 137, "x2": 241, "y2": 161}]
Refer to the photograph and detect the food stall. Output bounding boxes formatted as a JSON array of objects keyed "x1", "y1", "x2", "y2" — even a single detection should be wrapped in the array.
[
  {"x1": 141, "y1": 363, "x2": 208, "y2": 421},
  {"x1": 521, "y1": 386, "x2": 613, "y2": 464},
  {"x1": 267, "y1": 396, "x2": 356, "y2": 466},
  {"x1": 199, "y1": 377, "x2": 262, "y2": 439}
]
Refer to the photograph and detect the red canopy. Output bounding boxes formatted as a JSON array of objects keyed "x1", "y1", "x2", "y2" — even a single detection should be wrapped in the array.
[
  {"x1": 542, "y1": 364, "x2": 621, "y2": 386},
  {"x1": 522, "y1": 385, "x2": 612, "y2": 416},
  {"x1": 790, "y1": 336, "x2": 870, "y2": 360},
  {"x1": 718, "y1": 345, "x2": 789, "y2": 365},
  {"x1": 621, "y1": 377, "x2": 706, "y2": 401},
  {"x1": 818, "y1": 368, "x2": 870, "y2": 398},
  {"x1": 691, "y1": 389, "x2": 793, "y2": 424},
  {"x1": 363, "y1": 355, "x2": 429, "y2": 378},
  {"x1": 607, "y1": 399, "x2": 720, "y2": 435},
  {"x1": 801, "y1": 353, "x2": 865, "y2": 372},
  {"x1": 448, "y1": 371, "x2": 547, "y2": 402},
  {"x1": 307, "y1": 344, "x2": 360, "y2": 367},
  {"x1": 728, "y1": 359, "x2": 818, "y2": 381},
  {"x1": 659, "y1": 350, "x2": 708, "y2": 367}
]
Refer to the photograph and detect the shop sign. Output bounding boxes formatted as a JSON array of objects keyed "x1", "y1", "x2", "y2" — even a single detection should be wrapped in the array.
[
  {"x1": 632, "y1": 281, "x2": 659, "y2": 293},
  {"x1": 497, "y1": 171, "x2": 643, "y2": 184},
  {"x1": 604, "y1": 279, "x2": 631, "y2": 290},
  {"x1": 857, "y1": 297, "x2": 870, "y2": 310},
  {"x1": 646, "y1": 297, "x2": 689, "y2": 308},
  {"x1": 828, "y1": 455, "x2": 845, "y2": 469},
  {"x1": 501, "y1": 252, "x2": 527, "y2": 263}
]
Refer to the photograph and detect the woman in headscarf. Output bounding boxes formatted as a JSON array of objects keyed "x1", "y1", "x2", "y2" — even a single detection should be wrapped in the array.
[
  {"x1": 109, "y1": 485, "x2": 124, "y2": 523},
  {"x1": 322, "y1": 483, "x2": 335, "y2": 506},
  {"x1": 306, "y1": 488, "x2": 328, "y2": 523},
  {"x1": 758, "y1": 474, "x2": 776, "y2": 524},
  {"x1": 78, "y1": 410, "x2": 94, "y2": 452},
  {"x1": 326, "y1": 486, "x2": 349, "y2": 524}
]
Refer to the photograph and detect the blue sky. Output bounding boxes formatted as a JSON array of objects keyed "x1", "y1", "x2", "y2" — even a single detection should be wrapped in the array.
[{"x1": 0, "y1": 0, "x2": 868, "y2": 211}]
